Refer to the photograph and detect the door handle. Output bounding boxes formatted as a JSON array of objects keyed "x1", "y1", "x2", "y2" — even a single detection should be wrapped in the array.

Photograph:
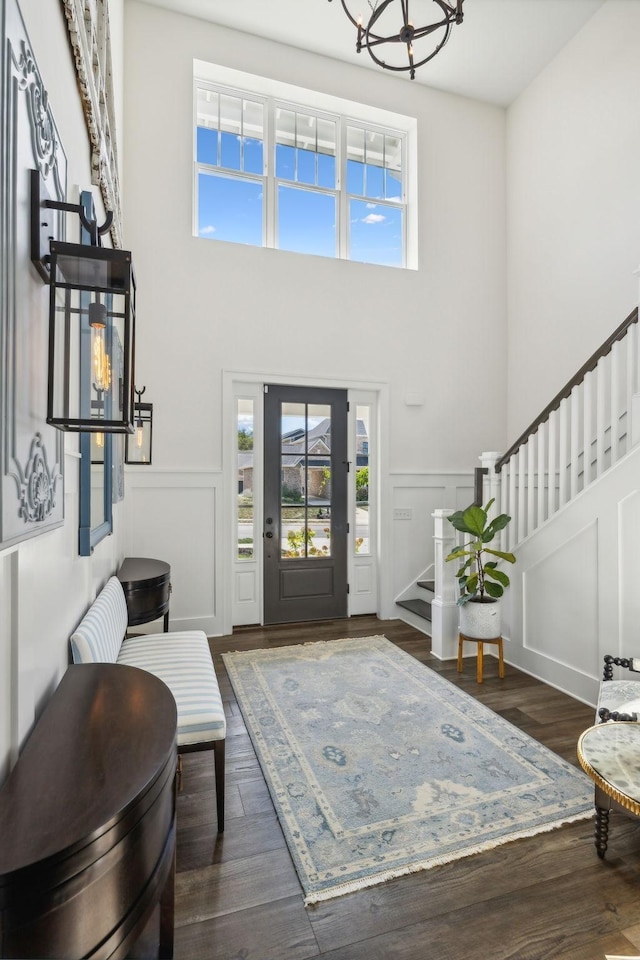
[{"x1": 265, "y1": 531, "x2": 274, "y2": 538}]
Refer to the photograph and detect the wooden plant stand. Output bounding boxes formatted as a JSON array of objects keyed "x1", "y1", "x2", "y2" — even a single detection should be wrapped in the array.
[{"x1": 458, "y1": 632, "x2": 505, "y2": 684}]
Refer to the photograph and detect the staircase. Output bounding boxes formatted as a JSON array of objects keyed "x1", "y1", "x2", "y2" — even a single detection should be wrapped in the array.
[
  {"x1": 398, "y1": 301, "x2": 640, "y2": 705},
  {"x1": 396, "y1": 579, "x2": 434, "y2": 632}
]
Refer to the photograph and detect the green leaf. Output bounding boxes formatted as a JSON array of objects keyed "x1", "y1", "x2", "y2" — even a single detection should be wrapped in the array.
[
  {"x1": 484, "y1": 548, "x2": 517, "y2": 564},
  {"x1": 464, "y1": 572, "x2": 479, "y2": 594},
  {"x1": 484, "y1": 581, "x2": 504, "y2": 598},
  {"x1": 448, "y1": 505, "x2": 488, "y2": 536},
  {"x1": 482, "y1": 513, "x2": 511, "y2": 540},
  {"x1": 447, "y1": 510, "x2": 475, "y2": 535},
  {"x1": 445, "y1": 546, "x2": 473, "y2": 562},
  {"x1": 460, "y1": 505, "x2": 488, "y2": 537},
  {"x1": 484, "y1": 567, "x2": 510, "y2": 586}
]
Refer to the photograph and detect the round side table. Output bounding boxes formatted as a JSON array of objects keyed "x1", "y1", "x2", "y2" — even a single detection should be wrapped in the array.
[{"x1": 577, "y1": 721, "x2": 640, "y2": 858}]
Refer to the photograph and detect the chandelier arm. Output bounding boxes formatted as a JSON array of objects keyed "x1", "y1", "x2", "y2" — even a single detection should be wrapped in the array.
[
  {"x1": 412, "y1": 18, "x2": 451, "y2": 40},
  {"x1": 367, "y1": 0, "x2": 396, "y2": 32},
  {"x1": 412, "y1": 28, "x2": 453, "y2": 67},
  {"x1": 366, "y1": 20, "x2": 452, "y2": 72},
  {"x1": 365, "y1": 33, "x2": 418, "y2": 48},
  {"x1": 438, "y1": 0, "x2": 464, "y2": 20},
  {"x1": 337, "y1": 0, "x2": 386, "y2": 41}
]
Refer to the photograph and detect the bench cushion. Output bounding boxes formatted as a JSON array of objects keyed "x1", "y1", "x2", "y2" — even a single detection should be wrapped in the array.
[
  {"x1": 596, "y1": 679, "x2": 640, "y2": 721},
  {"x1": 70, "y1": 577, "x2": 128, "y2": 665},
  {"x1": 117, "y1": 631, "x2": 226, "y2": 747}
]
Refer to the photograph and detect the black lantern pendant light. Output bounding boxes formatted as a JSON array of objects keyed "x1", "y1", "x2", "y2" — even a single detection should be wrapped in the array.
[
  {"x1": 31, "y1": 170, "x2": 136, "y2": 434},
  {"x1": 328, "y1": 0, "x2": 464, "y2": 79},
  {"x1": 125, "y1": 386, "x2": 153, "y2": 464}
]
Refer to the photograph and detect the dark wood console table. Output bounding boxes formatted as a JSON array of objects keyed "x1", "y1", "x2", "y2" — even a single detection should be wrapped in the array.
[
  {"x1": 118, "y1": 557, "x2": 171, "y2": 632},
  {"x1": 0, "y1": 663, "x2": 177, "y2": 959}
]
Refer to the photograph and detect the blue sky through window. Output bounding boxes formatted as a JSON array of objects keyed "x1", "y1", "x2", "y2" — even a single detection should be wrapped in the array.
[
  {"x1": 278, "y1": 186, "x2": 336, "y2": 258},
  {"x1": 197, "y1": 123, "x2": 404, "y2": 266},
  {"x1": 349, "y1": 200, "x2": 403, "y2": 268},
  {"x1": 198, "y1": 172, "x2": 263, "y2": 246}
]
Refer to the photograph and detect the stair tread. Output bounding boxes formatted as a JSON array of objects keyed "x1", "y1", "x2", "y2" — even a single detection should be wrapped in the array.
[
  {"x1": 396, "y1": 598, "x2": 432, "y2": 621},
  {"x1": 417, "y1": 580, "x2": 435, "y2": 592}
]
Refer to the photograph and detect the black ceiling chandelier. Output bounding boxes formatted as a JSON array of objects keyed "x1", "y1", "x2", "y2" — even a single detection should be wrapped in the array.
[{"x1": 328, "y1": 0, "x2": 464, "y2": 79}]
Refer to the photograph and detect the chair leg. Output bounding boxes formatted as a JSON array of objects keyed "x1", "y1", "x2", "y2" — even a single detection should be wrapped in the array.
[{"x1": 214, "y1": 739, "x2": 225, "y2": 833}]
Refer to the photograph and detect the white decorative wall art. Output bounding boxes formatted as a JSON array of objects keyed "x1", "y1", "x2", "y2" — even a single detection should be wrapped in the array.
[{"x1": 0, "y1": 0, "x2": 66, "y2": 547}]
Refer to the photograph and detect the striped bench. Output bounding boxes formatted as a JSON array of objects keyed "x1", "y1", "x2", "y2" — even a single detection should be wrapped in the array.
[{"x1": 70, "y1": 576, "x2": 226, "y2": 831}]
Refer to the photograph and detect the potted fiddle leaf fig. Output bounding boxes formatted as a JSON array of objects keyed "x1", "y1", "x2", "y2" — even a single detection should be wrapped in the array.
[{"x1": 445, "y1": 499, "x2": 516, "y2": 639}]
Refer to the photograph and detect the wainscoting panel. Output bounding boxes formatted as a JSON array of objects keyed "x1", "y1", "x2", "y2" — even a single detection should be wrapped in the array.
[
  {"x1": 523, "y1": 520, "x2": 599, "y2": 672},
  {"x1": 236, "y1": 568, "x2": 257, "y2": 605},
  {"x1": 618, "y1": 487, "x2": 640, "y2": 662},
  {"x1": 501, "y1": 442, "x2": 640, "y2": 707},
  {"x1": 354, "y1": 562, "x2": 373, "y2": 597},
  {"x1": 124, "y1": 471, "x2": 221, "y2": 635},
  {"x1": 387, "y1": 472, "x2": 473, "y2": 617}
]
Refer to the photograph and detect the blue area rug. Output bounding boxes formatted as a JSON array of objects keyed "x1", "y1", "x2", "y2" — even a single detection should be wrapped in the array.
[{"x1": 222, "y1": 636, "x2": 592, "y2": 904}]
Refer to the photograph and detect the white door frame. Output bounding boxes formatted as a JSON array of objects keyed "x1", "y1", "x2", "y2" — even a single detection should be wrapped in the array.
[{"x1": 221, "y1": 370, "x2": 390, "y2": 636}]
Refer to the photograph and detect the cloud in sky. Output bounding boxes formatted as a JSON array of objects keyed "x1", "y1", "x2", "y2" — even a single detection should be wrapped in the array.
[
  {"x1": 200, "y1": 225, "x2": 216, "y2": 235},
  {"x1": 362, "y1": 213, "x2": 386, "y2": 225}
]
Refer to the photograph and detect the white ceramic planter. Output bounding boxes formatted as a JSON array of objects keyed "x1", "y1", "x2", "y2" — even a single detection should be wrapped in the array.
[{"x1": 459, "y1": 598, "x2": 502, "y2": 639}]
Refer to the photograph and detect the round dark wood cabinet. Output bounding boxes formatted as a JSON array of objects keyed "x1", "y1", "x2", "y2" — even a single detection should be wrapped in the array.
[
  {"x1": 118, "y1": 557, "x2": 172, "y2": 632},
  {"x1": 0, "y1": 663, "x2": 177, "y2": 959}
]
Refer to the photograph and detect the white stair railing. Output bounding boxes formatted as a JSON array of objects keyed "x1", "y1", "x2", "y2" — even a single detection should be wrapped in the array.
[
  {"x1": 497, "y1": 308, "x2": 638, "y2": 551},
  {"x1": 432, "y1": 306, "x2": 640, "y2": 657}
]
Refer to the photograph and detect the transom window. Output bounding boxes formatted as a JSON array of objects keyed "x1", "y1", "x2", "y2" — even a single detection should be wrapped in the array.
[{"x1": 194, "y1": 81, "x2": 409, "y2": 268}]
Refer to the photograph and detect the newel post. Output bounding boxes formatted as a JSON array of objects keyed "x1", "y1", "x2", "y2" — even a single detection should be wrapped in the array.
[
  {"x1": 431, "y1": 509, "x2": 458, "y2": 661},
  {"x1": 480, "y1": 451, "x2": 504, "y2": 546},
  {"x1": 479, "y1": 451, "x2": 501, "y2": 504}
]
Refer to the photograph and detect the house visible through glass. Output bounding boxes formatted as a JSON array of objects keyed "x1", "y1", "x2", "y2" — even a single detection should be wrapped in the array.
[
  {"x1": 236, "y1": 398, "x2": 371, "y2": 560},
  {"x1": 279, "y1": 403, "x2": 333, "y2": 559},
  {"x1": 237, "y1": 398, "x2": 254, "y2": 560},
  {"x1": 355, "y1": 405, "x2": 370, "y2": 554}
]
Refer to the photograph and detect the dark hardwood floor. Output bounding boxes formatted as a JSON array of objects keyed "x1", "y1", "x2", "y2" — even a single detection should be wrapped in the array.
[{"x1": 174, "y1": 617, "x2": 640, "y2": 960}]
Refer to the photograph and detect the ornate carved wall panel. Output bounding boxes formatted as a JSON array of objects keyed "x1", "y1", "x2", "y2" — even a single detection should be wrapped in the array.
[
  {"x1": 61, "y1": 0, "x2": 122, "y2": 247},
  {"x1": 0, "y1": 0, "x2": 66, "y2": 547}
]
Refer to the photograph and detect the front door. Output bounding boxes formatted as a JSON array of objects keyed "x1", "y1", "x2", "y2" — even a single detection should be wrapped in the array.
[{"x1": 263, "y1": 385, "x2": 348, "y2": 624}]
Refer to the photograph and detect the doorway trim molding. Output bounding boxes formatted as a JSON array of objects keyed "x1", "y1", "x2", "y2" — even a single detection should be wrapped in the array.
[{"x1": 222, "y1": 370, "x2": 390, "y2": 636}]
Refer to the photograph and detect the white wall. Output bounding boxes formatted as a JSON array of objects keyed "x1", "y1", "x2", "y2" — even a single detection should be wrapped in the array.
[
  {"x1": 122, "y1": 1, "x2": 507, "y2": 629},
  {"x1": 506, "y1": 0, "x2": 640, "y2": 441},
  {"x1": 125, "y1": 2, "x2": 507, "y2": 473},
  {"x1": 0, "y1": 0, "x2": 127, "y2": 781}
]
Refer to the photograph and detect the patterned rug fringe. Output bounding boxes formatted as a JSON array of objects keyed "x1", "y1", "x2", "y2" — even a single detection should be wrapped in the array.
[{"x1": 303, "y1": 809, "x2": 593, "y2": 905}]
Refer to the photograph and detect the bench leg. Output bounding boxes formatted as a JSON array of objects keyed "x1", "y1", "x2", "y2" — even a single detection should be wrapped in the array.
[{"x1": 214, "y1": 739, "x2": 225, "y2": 833}]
